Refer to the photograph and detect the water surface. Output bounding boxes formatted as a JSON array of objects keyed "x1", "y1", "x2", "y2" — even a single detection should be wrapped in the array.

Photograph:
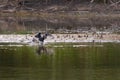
[{"x1": 0, "y1": 43, "x2": 120, "y2": 80}]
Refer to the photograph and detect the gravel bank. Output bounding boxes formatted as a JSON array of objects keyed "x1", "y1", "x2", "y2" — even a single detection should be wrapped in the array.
[{"x1": 0, "y1": 33, "x2": 120, "y2": 45}]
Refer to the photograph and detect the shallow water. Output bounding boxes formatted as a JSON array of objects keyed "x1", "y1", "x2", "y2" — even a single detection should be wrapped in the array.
[{"x1": 0, "y1": 43, "x2": 120, "y2": 80}]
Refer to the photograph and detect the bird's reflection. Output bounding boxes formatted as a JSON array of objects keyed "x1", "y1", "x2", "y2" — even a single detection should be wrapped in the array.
[
  {"x1": 36, "y1": 46, "x2": 47, "y2": 55},
  {"x1": 36, "y1": 46, "x2": 54, "y2": 55}
]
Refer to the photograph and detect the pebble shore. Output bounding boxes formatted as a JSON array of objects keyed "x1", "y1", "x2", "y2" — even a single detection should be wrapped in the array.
[{"x1": 0, "y1": 33, "x2": 120, "y2": 45}]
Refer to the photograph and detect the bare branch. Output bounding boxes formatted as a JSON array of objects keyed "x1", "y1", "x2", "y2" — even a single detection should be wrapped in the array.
[{"x1": 107, "y1": 0, "x2": 120, "y2": 8}]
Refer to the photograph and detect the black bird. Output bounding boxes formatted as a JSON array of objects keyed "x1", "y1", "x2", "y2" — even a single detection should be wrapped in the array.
[{"x1": 35, "y1": 32, "x2": 48, "y2": 42}]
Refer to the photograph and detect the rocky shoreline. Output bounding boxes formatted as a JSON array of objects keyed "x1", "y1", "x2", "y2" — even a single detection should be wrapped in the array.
[{"x1": 0, "y1": 33, "x2": 120, "y2": 45}]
